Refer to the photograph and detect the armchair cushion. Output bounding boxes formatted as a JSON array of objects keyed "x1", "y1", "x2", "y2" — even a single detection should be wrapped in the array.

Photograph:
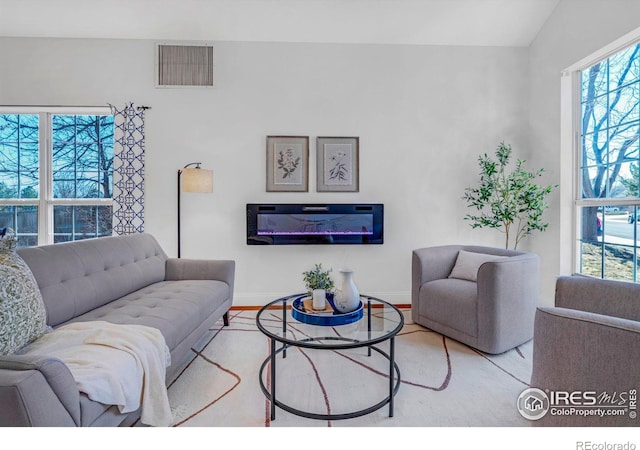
[
  {"x1": 448, "y1": 250, "x2": 507, "y2": 282},
  {"x1": 419, "y1": 278, "x2": 477, "y2": 337}
]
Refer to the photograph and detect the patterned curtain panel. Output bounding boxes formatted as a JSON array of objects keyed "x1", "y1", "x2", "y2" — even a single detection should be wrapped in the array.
[{"x1": 110, "y1": 102, "x2": 146, "y2": 235}]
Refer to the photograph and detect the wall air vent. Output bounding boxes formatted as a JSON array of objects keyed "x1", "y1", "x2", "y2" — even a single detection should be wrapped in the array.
[{"x1": 156, "y1": 43, "x2": 214, "y2": 88}]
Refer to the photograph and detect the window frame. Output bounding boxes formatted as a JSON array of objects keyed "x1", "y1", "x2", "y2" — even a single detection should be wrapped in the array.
[
  {"x1": 561, "y1": 27, "x2": 640, "y2": 279},
  {"x1": 0, "y1": 106, "x2": 114, "y2": 246}
]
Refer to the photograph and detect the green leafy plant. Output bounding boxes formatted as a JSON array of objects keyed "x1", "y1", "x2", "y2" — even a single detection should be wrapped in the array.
[
  {"x1": 302, "y1": 263, "x2": 335, "y2": 293},
  {"x1": 463, "y1": 142, "x2": 557, "y2": 249}
]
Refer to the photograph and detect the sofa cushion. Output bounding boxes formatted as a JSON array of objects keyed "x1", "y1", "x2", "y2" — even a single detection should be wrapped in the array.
[
  {"x1": 0, "y1": 233, "x2": 47, "y2": 355},
  {"x1": 64, "y1": 280, "x2": 230, "y2": 358},
  {"x1": 448, "y1": 250, "x2": 506, "y2": 282}
]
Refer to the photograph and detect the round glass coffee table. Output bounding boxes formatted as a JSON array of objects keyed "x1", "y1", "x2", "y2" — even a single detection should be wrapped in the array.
[{"x1": 256, "y1": 293, "x2": 404, "y2": 421}]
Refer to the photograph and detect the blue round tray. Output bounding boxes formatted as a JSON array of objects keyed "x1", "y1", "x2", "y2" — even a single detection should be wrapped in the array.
[{"x1": 291, "y1": 296, "x2": 363, "y2": 326}]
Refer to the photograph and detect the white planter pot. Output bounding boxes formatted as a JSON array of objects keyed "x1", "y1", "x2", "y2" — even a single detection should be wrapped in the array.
[{"x1": 312, "y1": 288, "x2": 326, "y2": 310}]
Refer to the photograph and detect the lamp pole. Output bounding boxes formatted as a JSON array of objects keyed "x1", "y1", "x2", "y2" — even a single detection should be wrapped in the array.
[{"x1": 177, "y1": 162, "x2": 202, "y2": 258}]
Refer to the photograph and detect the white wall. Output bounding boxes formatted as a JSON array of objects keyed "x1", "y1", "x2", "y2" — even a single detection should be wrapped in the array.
[
  {"x1": 528, "y1": 0, "x2": 640, "y2": 304},
  {"x1": 0, "y1": 37, "x2": 529, "y2": 305},
  {"x1": 3, "y1": 1, "x2": 638, "y2": 307}
]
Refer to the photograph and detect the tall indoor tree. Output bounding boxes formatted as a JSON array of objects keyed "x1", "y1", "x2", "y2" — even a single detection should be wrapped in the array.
[{"x1": 463, "y1": 142, "x2": 556, "y2": 250}]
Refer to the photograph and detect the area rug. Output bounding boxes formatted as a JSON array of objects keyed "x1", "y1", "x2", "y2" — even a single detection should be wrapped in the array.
[{"x1": 164, "y1": 308, "x2": 533, "y2": 427}]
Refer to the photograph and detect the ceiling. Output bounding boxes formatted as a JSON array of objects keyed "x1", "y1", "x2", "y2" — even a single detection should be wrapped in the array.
[{"x1": 0, "y1": 0, "x2": 560, "y2": 47}]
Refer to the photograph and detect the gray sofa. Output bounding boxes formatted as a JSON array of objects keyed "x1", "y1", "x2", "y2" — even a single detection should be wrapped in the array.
[
  {"x1": 530, "y1": 275, "x2": 640, "y2": 427},
  {"x1": 412, "y1": 245, "x2": 540, "y2": 354},
  {"x1": 0, "y1": 233, "x2": 235, "y2": 427}
]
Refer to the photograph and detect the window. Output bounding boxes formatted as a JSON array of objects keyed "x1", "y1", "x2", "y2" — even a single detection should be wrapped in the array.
[
  {"x1": 0, "y1": 108, "x2": 114, "y2": 247},
  {"x1": 577, "y1": 42, "x2": 640, "y2": 281}
]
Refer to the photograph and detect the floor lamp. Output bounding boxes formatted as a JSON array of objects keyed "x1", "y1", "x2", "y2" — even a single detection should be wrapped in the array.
[{"x1": 177, "y1": 162, "x2": 213, "y2": 258}]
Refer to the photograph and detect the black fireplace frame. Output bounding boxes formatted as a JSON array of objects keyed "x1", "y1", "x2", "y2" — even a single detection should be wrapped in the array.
[{"x1": 246, "y1": 203, "x2": 384, "y2": 245}]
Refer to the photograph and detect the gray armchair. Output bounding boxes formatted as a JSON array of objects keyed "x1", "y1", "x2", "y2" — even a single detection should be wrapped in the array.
[
  {"x1": 411, "y1": 245, "x2": 540, "y2": 354},
  {"x1": 530, "y1": 275, "x2": 640, "y2": 427}
]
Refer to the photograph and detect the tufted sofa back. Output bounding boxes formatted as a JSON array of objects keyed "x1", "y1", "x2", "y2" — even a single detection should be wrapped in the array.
[{"x1": 17, "y1": 233, "x2": 168, "y2": 327}]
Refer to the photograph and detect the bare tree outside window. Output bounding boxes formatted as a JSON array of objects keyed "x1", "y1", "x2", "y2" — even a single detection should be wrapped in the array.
[
  {"x1": 579, "y1": 43, "x2": 640, "y2": 280},
  {"x1": 0, "y1": 112, "x2": 114, "y2": 246}
]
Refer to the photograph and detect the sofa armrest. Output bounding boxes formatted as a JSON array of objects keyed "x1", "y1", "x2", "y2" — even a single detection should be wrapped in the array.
[
  {"x1": 555, "y1": 275, "x2": 640, "y2": 322},
  {"x1": 0, "y1": 355, "x2": 80, "y2": 426},
  {"x1": 165, "y1": 258, "x2": 235, "y2": 296},
  {"x1": 530, "y1": 306, "x2": 640, "y2": 426}
]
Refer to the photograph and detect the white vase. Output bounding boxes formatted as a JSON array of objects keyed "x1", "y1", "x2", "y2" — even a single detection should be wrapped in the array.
[{"x1": 333, "y1": 269, "x2": 360, "y2": 313}]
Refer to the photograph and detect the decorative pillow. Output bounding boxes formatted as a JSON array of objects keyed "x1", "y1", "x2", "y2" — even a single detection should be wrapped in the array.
[
  {"x1": 0, "y1": 229, "x2": 47, "y2": 355},
  {"x1": 448, "y1": 250, "x2": 507, "y2": 282}
]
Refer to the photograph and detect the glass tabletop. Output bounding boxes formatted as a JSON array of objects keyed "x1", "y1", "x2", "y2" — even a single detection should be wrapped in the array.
[{"x1": 256, "y1": 293, "x2": 404, "y2": 349}]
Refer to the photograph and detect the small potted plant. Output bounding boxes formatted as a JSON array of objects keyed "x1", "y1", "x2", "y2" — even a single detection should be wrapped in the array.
[{"x1": 302, "y1": 263, "x2": 335, "y2": 310}]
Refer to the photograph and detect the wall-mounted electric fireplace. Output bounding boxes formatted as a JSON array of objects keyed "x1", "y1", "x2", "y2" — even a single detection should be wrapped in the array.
[{"x1": 247, "y1": 203, "x2": 384, "y2": 245}]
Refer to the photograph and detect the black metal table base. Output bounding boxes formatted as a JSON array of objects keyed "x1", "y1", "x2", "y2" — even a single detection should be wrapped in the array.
[{"x1": 258, "y1": 339, "x2": 401, "y2": 421}]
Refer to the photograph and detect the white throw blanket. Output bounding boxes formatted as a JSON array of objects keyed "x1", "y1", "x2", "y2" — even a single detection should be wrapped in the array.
[{"x1": 21, "y1": 321, "x2": 173, "y2": 427}]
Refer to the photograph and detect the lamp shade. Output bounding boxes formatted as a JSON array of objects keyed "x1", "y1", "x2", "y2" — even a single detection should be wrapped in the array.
[{"x1": 182, "y1": 168, "x2": 213, "y2": 193}]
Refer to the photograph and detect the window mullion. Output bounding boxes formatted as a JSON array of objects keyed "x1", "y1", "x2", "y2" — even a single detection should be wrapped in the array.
[
  {"x1": 49, "y1": 198, "x2": 113, "y2": 206},
  {"x1": 74, "y1": 116, "x2": 78, "y2": 199},
  {"x1": 635, "y1": 206, "x2": 638, "y2": 282},
  {"x1": 17, "y1": 115, "x2": 21, "y2": 197},
  {"x1": 38, "y1": 113, "x2": 51, "y2": 246}
]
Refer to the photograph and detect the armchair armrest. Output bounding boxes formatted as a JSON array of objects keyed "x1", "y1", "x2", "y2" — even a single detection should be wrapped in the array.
[
  {"x1": 555, "y1": 275, "x2": 640, "y2": 322},
  {"x1": 412, "y1": 246, "x2": 462, "y2": 287},
  {"x1": 475, "y1": 253, "x2": 540, "y2": 353},
  {"x1": 0, "y1": 354, "x2": 80, "y2": 426},
  {"x1": 531, "y1": 306, "x2": 640, "y2": 426},
  {"x1": 412, "y1": 246, "x2": 462, "y2": 312},
  {"x1": 477, "y1": 253, "x2": 540, "y2": 312}
]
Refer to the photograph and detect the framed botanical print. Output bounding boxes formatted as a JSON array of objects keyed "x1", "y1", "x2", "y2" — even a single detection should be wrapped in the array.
[
  {"x1": 316, "y1": 136, "x2": 359, "y2": 192},
  {"x1": 266, "y1": 136, "x2": 309, "y2": 192}
]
